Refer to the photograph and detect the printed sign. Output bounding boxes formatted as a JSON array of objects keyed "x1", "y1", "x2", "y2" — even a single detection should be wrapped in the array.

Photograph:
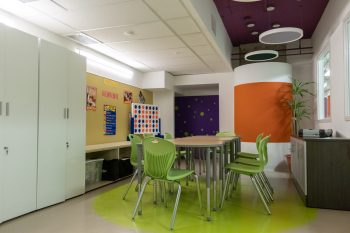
[
  {"x1": 124, "y1": 91, "x2": 133, "y2": 104},
  {"x1": 104, "y1": 105, "x2": 116, "y2": 135},
  {"x1": 102, "y1": 90, "x2": 118, "y2": 100},
  {"x1": 86, "y1": 86, "x2": 97, "y2": 111}
]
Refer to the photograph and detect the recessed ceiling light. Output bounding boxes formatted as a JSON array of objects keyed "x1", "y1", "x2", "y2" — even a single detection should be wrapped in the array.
[
  {"x1": 251, "y1": 31, "x2": 259, "y2": 35},
  {"x1": 266, "y1": 5, "x2": 275, "y2": 11},
  {"x1": 259, "y1": 27, "x2": 304, "y2": 44},
  {"x1": 247, "y1": 23, "x2": 255, "y2": 28},
  {"x1": 272, "y1": 23, "x2": 281, "y2": 28},
  {"x1": 123, "y1": 31, "x2": 135, "y2": 36},
  {"x1": 245, "y1": 50, "x2": 279, "y2": 62}
]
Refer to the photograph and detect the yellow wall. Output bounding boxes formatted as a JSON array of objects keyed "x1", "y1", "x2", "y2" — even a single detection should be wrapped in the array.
[{"x1": 86, "y1": 73, "x2": 153, "y2": 145}]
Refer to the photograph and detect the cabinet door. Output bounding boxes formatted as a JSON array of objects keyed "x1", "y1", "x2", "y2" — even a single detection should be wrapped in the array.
[
  {"x1": 65, "y1": 51, "x2": 86, "y2": 199},
  {"x1": 1, "y1": 27, "x2": 38, "y2": 221},
  {"x1": 298, "y1": 141, "x2": 307, "y2": 194},
  {"x1": 37, "y1": 40, "x2": 67, "y2": 209},
  {"x1": 0, "y1": 23, "x2": 5, "y2": 224},
  {"x1": 291, "y1": 138, "x2": 299, "y2": 180}
]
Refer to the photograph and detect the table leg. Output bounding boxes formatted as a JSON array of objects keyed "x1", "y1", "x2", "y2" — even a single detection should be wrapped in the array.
[
  {"x1": 213, "y1": 147, "x2": 217, "y2": 211},
  {"x1": 206, "y1": 147, "x2": 211, "y2": 220},
  {"x1": 219, "y1": 145, "x2": 224, "y2": 204},
  {"x1": 137, "y1": 143, "x2": 143, "y2": 215}
]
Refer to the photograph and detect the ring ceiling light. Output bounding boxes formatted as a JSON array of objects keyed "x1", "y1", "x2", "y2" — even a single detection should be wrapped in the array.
[
  {"x1": 259, "y1": 27, "x2": 303, "y2": 44},
  {"x1": 244, "y1": 50, "x2": 279, "y2": 62}
]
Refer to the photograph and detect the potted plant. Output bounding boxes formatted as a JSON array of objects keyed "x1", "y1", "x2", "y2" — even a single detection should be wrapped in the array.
[{"x1": 281, "y1": 79, "x2": 314, "y2": 136}]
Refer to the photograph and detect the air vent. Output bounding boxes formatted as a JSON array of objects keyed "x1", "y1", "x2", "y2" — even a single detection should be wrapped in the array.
[{"x1": 66, "y1": 33, "x2": 100, "y2": 45}]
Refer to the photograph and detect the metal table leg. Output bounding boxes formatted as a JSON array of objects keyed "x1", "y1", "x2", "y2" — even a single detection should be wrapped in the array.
[
  {"x1": 206, "y1": 147, "x2": 211, "y2": 220},
  {"x1": 213, "y1": 147, "x2": 217, "y2": 211},
  {"x1": 137, "y1": 143, "x2": 143, "y2": 215}
]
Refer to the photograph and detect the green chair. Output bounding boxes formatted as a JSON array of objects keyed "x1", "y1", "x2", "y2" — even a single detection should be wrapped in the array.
[
  {"x1": 216, "y1": 131, "x2": 236, "y2": 137},
  {"x1": 144, "y1": 133, "x2": 154, "y2": 138},
  {"x1": 132, "y1": 138, "x2": 202, "y2": 230},
  {"x1": 122, "y1": 134, "x2": 143, "y2": 200},
  {"x1": 220, "y1": 136, "x2": 272, "y2": 215},
  {"x1": 164, "y1": 132, "x2": 173, "y2": 139},
  {"x1": 236, "y1": 133, "x2": 263, "y2": 159}
]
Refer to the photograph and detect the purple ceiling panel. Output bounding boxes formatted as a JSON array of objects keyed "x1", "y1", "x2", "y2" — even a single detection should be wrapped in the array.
[{"x1": 214, "y1": 0, "x2": 329, "y2": 46}]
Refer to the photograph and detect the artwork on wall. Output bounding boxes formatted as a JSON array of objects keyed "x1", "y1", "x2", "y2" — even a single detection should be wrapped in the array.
[
  {"x1": 86, "y1": 86, "x2": 97, "y2": 111},
  {"x1": 104, "y1": 105, "x2": 116, "y2": 135},
  {"x1": 102, "y1": 90, "x2": 118, "y2": 100},
  {"x1": 138, "y1": 91, "x2": 145, "y2": 104},
  {"x1": 131, "y1": 103, "x2": 160, "y2": 134},
  {"x1": 175, "y1": 95, "x2": 219, "y2": 137},
  {"x1": 124, "y1": 90, "x2": 133, "y2": 104}
]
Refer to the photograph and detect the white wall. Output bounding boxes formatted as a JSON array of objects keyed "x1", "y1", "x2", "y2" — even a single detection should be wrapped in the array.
[
  {"x1": 153, "y1": 90, "x2": 175, "y2": 136},
  {"x1": 178, "y1": 87, "x2": 219, "y2": 96},
  {"x1": 312, "y1": 0, "x2": 350, "y2": 137}
]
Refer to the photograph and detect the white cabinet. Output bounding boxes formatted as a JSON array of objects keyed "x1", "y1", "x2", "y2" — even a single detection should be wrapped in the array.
[
  {"x1": 291, "y1": 137, "x2": 307, "y2": 195},
  {"x1": 0, "y1": 25, "x2": 39, "y2": 222},
  {"x1": 37, "y1": 41, "x2": 86, "y2": 208}
]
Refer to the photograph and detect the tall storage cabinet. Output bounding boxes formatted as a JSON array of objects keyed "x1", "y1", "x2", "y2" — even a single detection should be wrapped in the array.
[
  {"x1": 37, "y1": 40, "x2": 86, "y2": 208},
  {"x1": 0, "y1": 25, "x2": 39, "y2": 222}
]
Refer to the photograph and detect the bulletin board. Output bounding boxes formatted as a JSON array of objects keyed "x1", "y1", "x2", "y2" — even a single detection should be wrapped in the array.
[{"x1": 131, "y1": 103, "x2": 160, "y2": 134}]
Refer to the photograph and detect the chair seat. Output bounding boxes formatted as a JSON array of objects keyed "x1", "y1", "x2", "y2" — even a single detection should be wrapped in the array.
[
  {"x1": 167, "y1": 169, "x2": 194, "y2": 181},
  {"x1": 235, "y1": 157, "x2": 260, "y2": 166},
  {"x1": 237, "y1": 152, "x2": 258, "y2": 159},
  {"x1": 131, "y1": 160, "x2": 144, "y2": 167},
  {"x1": 225, "y1": 162, "x2": 263, "y2": 175}
]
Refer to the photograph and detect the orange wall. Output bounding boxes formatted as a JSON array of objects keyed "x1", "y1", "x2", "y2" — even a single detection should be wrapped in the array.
[{"x1": 234, "y1": 82, "x2": 292, "y2": 143}]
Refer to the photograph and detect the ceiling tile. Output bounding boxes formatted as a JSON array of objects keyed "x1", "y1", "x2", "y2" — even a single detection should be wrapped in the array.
[
  {"x1": 144, "y1": 56, "x2": 202, "y2": 67},
  {"x1": 192, "y1": 45, "x2": 216, "y2": 56},
  {"x1": 128, "y1": 47, "x2": 195, "y2": 62},
  {"x1": 29, "y1": 0, "x2": 158, "y2": 30},
  {"x1": 84, "y1": 21, "x2": 173, "y2": 43},
  {"x1": 181, "y1": 33, "x2": 208, "y2": 46},
  {"x1": 166, "y1": 17, "x2": 200, "y2": 35},
  {"x1": 107, "y1": 36, "x2": 185, "y2": 53},
  {"x1": 144, "y1": 0, "x2": 188, "y2": 19},
  {"x1": 201, "y1": 54, "x2": 222, "y2": 64}
]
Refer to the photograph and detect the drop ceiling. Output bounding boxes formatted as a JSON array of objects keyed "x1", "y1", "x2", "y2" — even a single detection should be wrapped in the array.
[
  {"x1": 214, "y1": 0, "x2": 329, "y2": 46},
  {"x1": 0, "y1": 0, "x2": 232, "y2": 75}
]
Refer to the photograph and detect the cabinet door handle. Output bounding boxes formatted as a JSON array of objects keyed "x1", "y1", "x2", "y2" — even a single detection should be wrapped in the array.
[
  {"x1": 67, "y1": 108, "x2": 69, "y2": 119},
  {"x1": 0, "y1": 101, "x2": 2, "y2": 116},
  {"x1": 5, "y1": 102, "x2": 9, "y2": 116},
  {"x1": 4, "y1": 147, "x2": 8, "y2": 155},
  {"x1": 66, "y1": 142, "x2": 69, "y2": 148},
  {"x1": 63, "y1": 108, "x2": 66, "y2": 119}
]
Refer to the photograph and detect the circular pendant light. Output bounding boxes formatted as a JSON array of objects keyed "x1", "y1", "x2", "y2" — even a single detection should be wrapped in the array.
[
  {"x1": 245, "y1": 50, "x2": 279, "y2": 62},
  {"x1": 259, "y1": 27, "x2": 303, "y2": 44}
]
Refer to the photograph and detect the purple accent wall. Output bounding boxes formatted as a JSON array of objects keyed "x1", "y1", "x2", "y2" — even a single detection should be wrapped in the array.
[{"x1": 175, "y1": 95, "x2": 219, "y2": 138}]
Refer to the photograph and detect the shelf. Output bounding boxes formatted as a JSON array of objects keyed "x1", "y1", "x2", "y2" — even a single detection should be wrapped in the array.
[{"x1": 85, "y1": 175, "x2": 133, "y2": 192}]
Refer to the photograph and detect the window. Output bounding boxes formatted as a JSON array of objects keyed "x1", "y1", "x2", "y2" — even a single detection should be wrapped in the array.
[
  {"x1": 317, "y1": 50, "x2": 331, "y2": 120},
  {"x1": 346, "y1": 20, "x2": 350, "y2": 118}
]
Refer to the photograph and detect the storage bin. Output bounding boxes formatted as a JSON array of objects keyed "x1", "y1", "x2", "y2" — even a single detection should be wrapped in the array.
[
  {"x1": 102, "y1": 159, "x2": 120, "y2": 181},
  {"x1": 85, "y1": 158, "x2": 104, "y2": 186},
  {"x1": 119, "y1": 158, "x2": 134, "y2": 178}
]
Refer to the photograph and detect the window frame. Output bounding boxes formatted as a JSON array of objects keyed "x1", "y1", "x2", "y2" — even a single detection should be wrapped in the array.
[{"x1": 316, "y1": 48, "x2": 331, "y2": 121}]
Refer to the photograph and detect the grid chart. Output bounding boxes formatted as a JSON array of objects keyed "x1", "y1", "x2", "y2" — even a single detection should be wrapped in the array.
[{"x1": 131, "y1": 103, "x2": 160, "y2": 134}]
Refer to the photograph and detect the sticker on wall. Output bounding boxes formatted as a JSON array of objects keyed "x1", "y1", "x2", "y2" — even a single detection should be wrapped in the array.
[
  {"x1": 86, "y1": 86, "x2": 97, "y2": 111},
  {"x1": 138, "y1": 91, "x2": 145, "y2": 104},
  {"x1": 131, "y1": 103, "x2": 160, "y2": 134},
  {"x1": 124, "y1": 91, "x2": 133, "y2": 104},
  {"x1": 104, "y1": 105, "x2": 116, "y2": 135},
  {"x1": 102, "y1": 90, "x2": 118, "y2": 100}
]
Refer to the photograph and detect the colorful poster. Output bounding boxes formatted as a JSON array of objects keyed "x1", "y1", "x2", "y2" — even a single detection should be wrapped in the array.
[
  {"x1": 86, "y1": 86, "x2": 97, "y2": 111},
  {"x1": 124, "y1": 91, "x2": 133, "y2": 103},
  {"x1": 132, "y1": 103, "x2": 160, "y2": 134},
  {"x1": 138, "y1": 91, "x2": 145, "y2": 104},
  {"x1": 104, "y1": 105, "x2": 116, "y2": 135}
]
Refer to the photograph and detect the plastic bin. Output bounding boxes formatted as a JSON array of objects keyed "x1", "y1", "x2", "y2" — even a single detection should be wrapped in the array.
[{"x1": 85, "y1": 158, "x2": 104, "y2": 186}]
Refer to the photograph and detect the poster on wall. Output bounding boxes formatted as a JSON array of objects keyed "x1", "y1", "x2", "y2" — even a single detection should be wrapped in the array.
[
  {"x1": 131, "y1": 103, "x2": 160, "y2": 134},
  {"x1": 124, "y1": 91, "x2": 133, "y2": 104},
  {"x1": 104, "y1": 105, "x2": 116, "y2": 135},
  {"x1": 86, "y1": 86, "x2": 97, "y2": 111},
  {"x1": 138, "y1": 91, "x2": 145, "y2": 104}
]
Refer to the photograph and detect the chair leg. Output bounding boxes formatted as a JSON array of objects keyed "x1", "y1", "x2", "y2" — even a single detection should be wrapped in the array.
[
  {"x1": 250, "y1": 175, "x2": 271, "y2": 215},
  {"x1": 255, "y1": 174, "x2": 271, "y2": 204},
  {"x1": 153, "y1": 180, "x2": 158, "y2": 204},
  {"x1": 220, "y1": 171, "x2": 232, "y2": 208},
  {"x1": 258, "y1": 173, "x2": 273, "y2": 202},
  {"x1": 132, "y1": 177, "x2": 151, "y2": 220},
  {"x1": 170, "y1": 182, "x2": 182, "y2": 231},
  {"x1": 122, "y1": 168, "x2": 138, "y2": 200},
  {"x1": 228, "y1": 172, "x2": 237, "y2": 198},
  {"x1": 262, "y1": 171, "x2": 274, "y2": 194},
  {"x1": 194, "y1": 174, "x2": 202, "y2": 212}
]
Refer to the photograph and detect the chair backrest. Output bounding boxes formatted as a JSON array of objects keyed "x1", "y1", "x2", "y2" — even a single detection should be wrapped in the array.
[
  {"x1": 255, "y1": 133, "x2": 264, "y2": 151},
  {"x1": 129, "y1": 134, "x2": 142, "y2": 167},
  {"x1": 216, "y1": 131, "x2": 236, "y2": 137},
  {"x1": 164, "y1": 132, "x2": 173, "y2": 139},
  {"x1": 143, "y1": 138, "x2": 176, "y2": 179},
  {"x1": 257, "y1": 135, "x2": 270, "y2": 166},
  {"x1": 144, "y1": 133, "x2": 154, "y2": 138}
]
